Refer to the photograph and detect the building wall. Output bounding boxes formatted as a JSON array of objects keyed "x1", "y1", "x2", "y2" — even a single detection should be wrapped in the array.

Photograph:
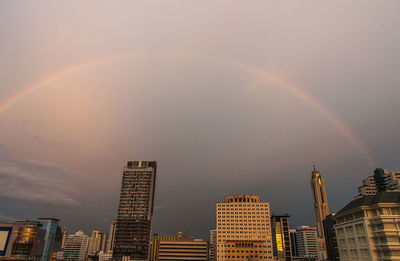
[
  {"x1": 157, "y1": 240, "x2": 208, "y2": 261},
  {"x1": 113, "y1": 161, "x2": 157, "y2": 261},
  {"x1": 216, "y1": 195, "x2": 273, "y2": 261},
  {"x1": 209, "y1": 229, "x2": 216, "y2": 261},
  {"x1": 334, "y1": 204, "x2": 400, "y2": 261},
  {"x1": 271, "y1": 215, "x2": 291, "y2": 261},
  {"x1": 63, "y1": 231, "x2": 89, "y2": 261},
  {"x1": 295, "y1": 226, "x2": 318, "y2": 259}
]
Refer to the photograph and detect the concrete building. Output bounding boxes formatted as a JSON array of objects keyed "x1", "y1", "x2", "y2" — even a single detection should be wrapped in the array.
[
  {"x1": 209, "y1": 229, "x2": 216, "y2": 261},
  {"x1": 113, "y1": 161, "x2": 157, "y2": 261},
  {"x1": 334, "y1": 191, "x2": 400, "y2": 261},
  {"x1": 216, "y1": 194, "x2": 273, "y2": 261},
  {"x1": 87, "y1": 229, "x2": 107, "y2": 255},
  {"x1": 310, "y1": 167, "x2": 329, "y2": 260},
  {"x1": 295, "y1": 226, "x2": 318, "y2": 260},
  {"x1": 270, "y1": 214, "x2": 291, "y2": 261},
  {"x1": 151, "y1": 233, "x2": 208, "y2": 261},
  {"x1": 105, "y1": 220, "x2": 117, "y2": 253},
  {"x1": 63, "y1": 230, "x2": 89, "y2": 261},
  {"x1": 357, "y1": 168, "x2": 400, "y2": 198}
]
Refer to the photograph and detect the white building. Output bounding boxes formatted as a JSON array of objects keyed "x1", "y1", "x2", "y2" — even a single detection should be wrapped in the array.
[
  {"x1": 295, "y1": 226, "x2": 318, "y2": 259},
  {"x1": 63, "y1": 230, "x2": 89, "y2": 261},
  {"x1": 216, "y1": 194, "x2": 273, "y2": 261},
  {"x1": 88, "y1": 228, "x2": 107, "y2": 255},
  {"x1": 106, "y1": 220, "x2": 117, "y2": 253}
]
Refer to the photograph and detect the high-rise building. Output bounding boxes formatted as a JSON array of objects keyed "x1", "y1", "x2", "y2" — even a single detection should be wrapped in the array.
[
  {"x1": 113, "y1": 160, "x2": 157, "y2": 261},
  {"x1": 295, "y1": 226, "x2": 318, "y2": 259},
  {"x1": 334, "y1": 191, "x2": 400, "y2": 260},
  {"x1": 322, "y1": 214, "x2": 339, "y2": 261},
  {"x1": 151, "y1": 233, "x2": 208, "y2": 261},
  {"x1": 216, "y1": 194, "x2": 273, "y2": 261},
  {"x1": 88, "y1": 229, "x2": 107, "y2": 256},
  {"x1": 357, "y1": 168, "x2": 400, "y2": 198},
  {"x1": 63, "y1": 230, "x2": 89, "y2": 261},
  {"x1": 61, "y1": 228, "x2": 67, "y2": 249},
  {"x1": 209, "y1": 229, "x2": 216, "y2": 261},
  {"x1": 38, "y1": 218, "x2": 62, "y2": 261},
  {"x1": 271, "y1": 214, "x2": 291, "y2": 261},
  {"x1": 310, "y1": 166, "x2": 329, "y2": 260},
  {"x1": 106, "y1": 220, "x2": 117, "y2": 253}
]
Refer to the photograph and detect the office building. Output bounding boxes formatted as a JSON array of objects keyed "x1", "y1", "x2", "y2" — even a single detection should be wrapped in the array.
[
  {"x1": 151, "y1": 233, "x2": 208, "y2": 261},
  {"x1": 37, "y1": 218, "x2": 62, "y2": 261},
  {"x1": 216, "y1": 194, "x2": 273, "y2": 261},
  {"x1": 295, "y1": 226, "x2": 318, "y2": 259},
  {"x1": 106, "y1": 220, "x2": 117, "y2": 253},
  {"x1": 289, "y1": 229, "x2": 298, "y2": 258},
  {"x1": 63, "y1": 230, "x2": 89, "y2": 261},
  {"x1": 334, "y1": 191, "x2": 400, "y2": 260},
  {"x1": 357, "y1": 176, "x2": 378, "y2": 198},
  {"x1": 310, "y1": 167, "x2": 329, "y2": 260},
  {"x1": 209, "y1": 229, "x2": 216, "y2": 261},
  {"x1": 60, "y1": 228, "x2": 67, "y2": 249},
  {"x1": 322, "y1": 214, "x2": 339, "y2": 261},
  {"x1": 270, "y1": 214, "x2": 291, "y2": 261},
  {"x1": 88, "y1": 229, "x2": 107, "y2": 255},
  {"x1": 113, "y1": 161, "x2": 157, "y2": 261}
]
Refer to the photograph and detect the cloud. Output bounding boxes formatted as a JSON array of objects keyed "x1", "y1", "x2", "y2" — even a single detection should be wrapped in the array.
[
  {"x1": 0, "y1": 212, "x2": 17, "y2": 223},
  {"x1": 0, "y1": 146, "x2": 80, "y2": 205}
]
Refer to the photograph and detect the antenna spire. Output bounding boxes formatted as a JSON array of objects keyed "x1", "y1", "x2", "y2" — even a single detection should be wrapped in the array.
[{"x1": 313, "y1": 160, "x2": 316, "y2": 172}]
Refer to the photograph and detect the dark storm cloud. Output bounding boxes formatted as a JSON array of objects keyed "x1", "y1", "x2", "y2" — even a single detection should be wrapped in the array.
[{"x1": 0, "y1": 145, "x2": 80, "y2": 205}]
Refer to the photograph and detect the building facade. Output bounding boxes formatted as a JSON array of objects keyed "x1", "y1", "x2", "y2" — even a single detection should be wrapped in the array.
[
  {"x1": 289, "y1": 229, "x2": 298, "y2": 258},
  {"x1": 334, "y1": 191, "x2": 400, "y2": 261},
  {"x1": 295, "y1": 226, "x2": 318, "y2": 259},
  {"x1": 151, "y1": 233, "x2": 208, "y2": 261},
  {"x1": 310, "y1": 167, "x2": 329, "y2": 260},
  {"x1": 113, "y1": 161, "x2": 157, "y2": 261},
  {"x1": 322, "y1": 214, "x2": 339, "y2": 261},
  {"x1": 88, "y1": 229, "x2": 107, "y2": 256},
  {"x1": 216, "y1": 194, "x2": 273, "y2": 261},
  {"x1": 357, "y1": 168, "x2": 400, "y2": 198},
  {"x1": 63, "y1": 230, "x2": 89, "y2": 261},
  {"x1": 37, "y1": 218, "x2": 62, "y2": 261},
  {"x1": 209, "y1": 229, "x2": 216, "y2": 261},
  {"x1": 270, "y1": 214, "x2": 291, "y2": 261},
  {"x1": 106, "y1": 220, "x2": 117, "y2": 253}
]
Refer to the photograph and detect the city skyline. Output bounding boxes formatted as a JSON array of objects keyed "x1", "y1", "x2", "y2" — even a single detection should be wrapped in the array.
[{"x1": 1, "y1": 0, "x2": 400, "y2": 241}]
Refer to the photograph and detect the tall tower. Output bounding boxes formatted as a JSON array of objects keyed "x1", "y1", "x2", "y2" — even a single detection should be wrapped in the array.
[
  {"x1": 113, "y1": 161, "x2": 157, "y2": 261},
  {"x1": 310, "y1": 166, "x2": 329, "y2": 260}
]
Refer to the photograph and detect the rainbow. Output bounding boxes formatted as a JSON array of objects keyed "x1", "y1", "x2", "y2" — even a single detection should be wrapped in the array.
[{"x1": 0, "y1": 53, "x2": 376, "y2": 167}]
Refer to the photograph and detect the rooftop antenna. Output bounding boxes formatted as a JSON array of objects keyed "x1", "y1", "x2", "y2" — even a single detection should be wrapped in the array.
[{"x1": 313, "y1": 160, "x2": 316, "y2": 172}]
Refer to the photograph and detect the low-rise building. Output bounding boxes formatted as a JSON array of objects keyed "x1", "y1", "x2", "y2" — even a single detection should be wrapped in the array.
[{"x1": 334, "y1": 191, "x2": 400, "y2": 261}]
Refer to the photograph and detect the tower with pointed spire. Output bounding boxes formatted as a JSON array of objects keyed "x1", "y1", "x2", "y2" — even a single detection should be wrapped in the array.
[{"x1": 310, "y1": 165, "x2": 329, "y2": 260}]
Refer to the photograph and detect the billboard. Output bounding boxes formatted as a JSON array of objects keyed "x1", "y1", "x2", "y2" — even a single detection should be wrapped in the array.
[{"x1": 0, "y1": 227, "x2": 12, "y2": 256}]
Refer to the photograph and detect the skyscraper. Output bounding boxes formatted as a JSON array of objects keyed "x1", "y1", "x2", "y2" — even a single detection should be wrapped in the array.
[
  {"x1": 113, "y1": 161, "x2": 157, "y2": 261},
  {"x1": 310, "y1": 166, "x2": 329, "y2": 260},
  {"x1": 88, "y1": 228, "x2": 107, "y2": 256},
  {"x1": 271, "y1": 214, "x2": 291, "y2": 261},
  {"x1": 216, "y1": 194, "x2": 273, "y2": 261}
]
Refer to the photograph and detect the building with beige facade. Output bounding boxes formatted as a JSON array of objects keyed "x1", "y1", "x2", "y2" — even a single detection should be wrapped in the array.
[
  {"x1": 150, "y1": 233, "x2": 208, "y2": 261},
  {"x1": 216, "y1": 195, "x2": 273, "y2": 261},
  {"x1": 334, "y1": 191, "x2": 400, "y2": 261}
]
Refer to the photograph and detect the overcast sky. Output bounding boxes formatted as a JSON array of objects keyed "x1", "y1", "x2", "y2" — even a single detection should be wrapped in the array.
[{"x1": 0, "y1": 1, "x2": 400, "y2": 239}]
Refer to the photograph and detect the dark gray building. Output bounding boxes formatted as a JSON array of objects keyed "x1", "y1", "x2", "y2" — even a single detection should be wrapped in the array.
[
  {"x1": 322, "y1": 214, "x2": 339, "y2": 261},
  {"x1": 113, "y1": 161, "x2": 157, "y2": 261}
]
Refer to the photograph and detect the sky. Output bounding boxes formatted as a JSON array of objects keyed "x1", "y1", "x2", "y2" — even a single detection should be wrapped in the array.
[{"x1": 0, "y1": 1, "x2": 400, "y2": 240}]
